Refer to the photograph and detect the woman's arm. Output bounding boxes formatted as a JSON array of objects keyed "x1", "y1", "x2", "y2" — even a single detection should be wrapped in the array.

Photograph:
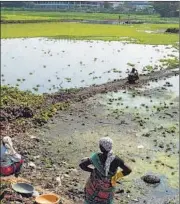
[
  {"x1": 119, "y1": 163, "x2": 132, "y2": 176},
  {"x1": 79, "y1": 158, "x2": 94, "y2": 173},
  {"x1": 116, "y1": 157, "x2": 132, "y2": 176}
]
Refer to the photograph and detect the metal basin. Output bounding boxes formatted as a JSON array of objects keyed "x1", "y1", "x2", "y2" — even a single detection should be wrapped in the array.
[{"x1": 12, "y1": 182, "x2": 34, "y2": 194}]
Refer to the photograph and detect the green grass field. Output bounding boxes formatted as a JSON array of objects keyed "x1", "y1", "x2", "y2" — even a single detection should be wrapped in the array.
[
  {"x1": 1, "y1": 10, "x2": 179, "y2": 24},
  {"x1": 1, "y1": 22, "x2": 179, "y2": 45}
]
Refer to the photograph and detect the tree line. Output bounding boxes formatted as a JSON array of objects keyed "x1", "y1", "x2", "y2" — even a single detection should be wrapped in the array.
[
  {"x1": 152, "y1": 1, "x2": 179, "y2": 17},
  {"x1": 1, "y1": 1, "x2": 179, "y2": 17}
]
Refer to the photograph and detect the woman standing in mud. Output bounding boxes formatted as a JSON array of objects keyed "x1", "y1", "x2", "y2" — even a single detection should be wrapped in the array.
[{"x1": 79, "y1": 137, "x2": 132, "y2": 204}]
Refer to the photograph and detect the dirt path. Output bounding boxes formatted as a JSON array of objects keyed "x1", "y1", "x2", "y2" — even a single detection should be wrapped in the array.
[
  {"x1": 1, "y1": 19, "x2": 142, "y2": 24},
  {"x1": 51, "y1": 68, "x2": 179, "y2": 103}
]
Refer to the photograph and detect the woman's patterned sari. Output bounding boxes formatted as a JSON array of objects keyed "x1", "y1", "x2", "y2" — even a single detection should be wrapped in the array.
[{"x1": 84, "y1": 153, "x2": 115, "y2": 204}]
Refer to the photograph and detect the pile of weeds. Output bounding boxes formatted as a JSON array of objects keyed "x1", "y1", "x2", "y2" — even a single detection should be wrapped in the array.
[{"x1": 1, "y1": 86, "x2": 70, "y2": 133}]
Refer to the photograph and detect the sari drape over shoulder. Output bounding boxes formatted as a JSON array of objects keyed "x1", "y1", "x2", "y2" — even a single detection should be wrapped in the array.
[{"x1": 84, "y1": 153, "x2": 116, "y2": 204}]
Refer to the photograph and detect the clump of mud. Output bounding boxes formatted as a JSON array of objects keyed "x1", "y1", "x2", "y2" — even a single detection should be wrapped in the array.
[{"x1": 142, "y1": 174, "x2": 161, "y2": 184}]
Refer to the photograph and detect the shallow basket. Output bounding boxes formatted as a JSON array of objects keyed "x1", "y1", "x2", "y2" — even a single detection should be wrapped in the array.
[{"x1": 35, "y1": 193, "x2": 61, "y2": 204}]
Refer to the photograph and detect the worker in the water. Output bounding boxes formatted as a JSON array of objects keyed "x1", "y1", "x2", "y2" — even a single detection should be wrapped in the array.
[{"x1": 128, "y1": 68, "x2": 139, "y2": 84}]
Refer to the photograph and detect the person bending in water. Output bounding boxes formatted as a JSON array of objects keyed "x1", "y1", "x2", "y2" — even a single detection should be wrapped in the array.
[
  {"x1": 128, "y1": 68, "x2": 139, "y2": 84},
  {"x1": 79, "y1": 137, "x2": 132, "y2": 204}
]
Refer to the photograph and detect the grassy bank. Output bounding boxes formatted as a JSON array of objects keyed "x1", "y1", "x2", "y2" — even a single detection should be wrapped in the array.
[
  {"x1": 1, "y1": 23, "x2": 179, "y2": 45},
  {"x1": 1, "y1": 10, "x2": 179, "y2": 24}
]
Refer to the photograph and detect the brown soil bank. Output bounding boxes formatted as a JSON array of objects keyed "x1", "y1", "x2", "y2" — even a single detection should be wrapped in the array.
[
  {"x1": 1, "y1": 19, "x2": 143, "y2": 25},
  {"x1": 0, "y1": 19, "x2": 83, "y2": 24},
  {"x1": 1, "y1": 68, "x2": 178, "y2": 129},
  {"x1": 52, "y1": 68, "x2": 179, "y2": 103},
  {"x1": 0, "y1": 67, "x2": 178, "y2": 139}
]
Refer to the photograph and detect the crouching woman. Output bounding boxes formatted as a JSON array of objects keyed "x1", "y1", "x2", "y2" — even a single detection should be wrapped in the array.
[{"x1": 1, "y1": 136, "x2": 24, "y2": 177}]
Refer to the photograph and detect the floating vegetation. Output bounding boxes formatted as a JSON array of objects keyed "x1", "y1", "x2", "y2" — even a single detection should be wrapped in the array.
[
  {"x1": 29, "y1": 72, "x2": 33, "y2": 75},
  {"x1": 143, "y1": 65, "x2": 154, "y2": 72},
  {"x1": 33, "y1": 87, "x2": 39, "y2": 92},
  {"x1": 112, "y1": 68, "x2": 121, "y2": 73},
  {"x1": 159, "y1": 57, "x2": 179, "y2": 69},
  {"x1": 168, "y1": 125, "x2": 177, "y2": 133},
  {"x1": 89, "y1": 71, "x2": 95, "y2": 75},
  {"x1": 36, "y1": 84, "x2": 40, "y2": 88},
  {"x1": 154, "y1": 65, "x2": 159, "y2": 70},
  {"x1": 43, "y1": 65, "x2": 46, "y2": 68},
  {"x1": 127, "y1": 62, "x2": 135, "y2": 67},
  {"x1": 167, "y1": 54, "x2": 176, "y2": 58},
  {"x1": 65, "y1": 77, "x2": 71, "y2": 82},
  {"x1": 22, "y1": 78, "x2": 26, "y2": 81},
  {"x1": 94, "y1": 58, "x2": 97, "y2": 61},
  {"x1": 17, "y1": 78, "x2": 21, "y2": 82},
  {"x1": 48, "y1": 79, "x2": 51, "y2": 82}
]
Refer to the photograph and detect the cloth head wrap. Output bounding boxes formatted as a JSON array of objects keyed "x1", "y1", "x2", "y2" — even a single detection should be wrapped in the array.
[
  {"x1": 2, "y1": 136, "x2": 21, "y2": 161},
  {"x1": 99, "y1": 137, "x2": 115, "y2": 177}
]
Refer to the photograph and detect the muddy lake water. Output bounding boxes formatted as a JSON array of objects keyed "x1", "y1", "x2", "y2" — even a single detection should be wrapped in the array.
[{"x1": 1, "y1": 38, "x2": 178, "y2": 93}]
